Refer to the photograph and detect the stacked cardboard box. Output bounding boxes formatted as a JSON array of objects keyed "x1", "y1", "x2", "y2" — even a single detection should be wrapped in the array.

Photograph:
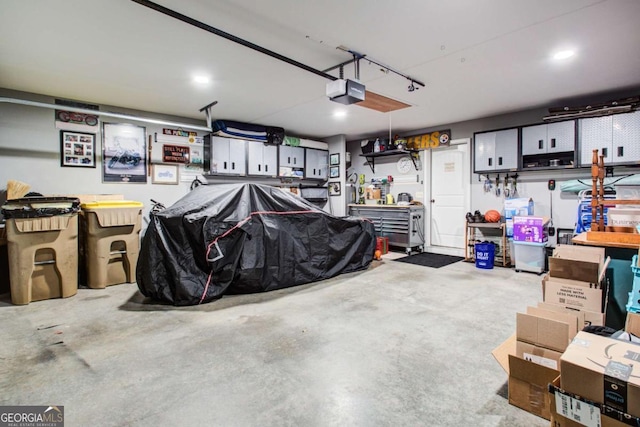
[
  {"x1": 549, "y1": 313, "x2": 640, "y2": 426},
  {"x1": 492, "y1": 245, "x2": 610, "y2": 420},
  {"x1": 543, "y1": 245, "x2": 608, "y2": 326}
]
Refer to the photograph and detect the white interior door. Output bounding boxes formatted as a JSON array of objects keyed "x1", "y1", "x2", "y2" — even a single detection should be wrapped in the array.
[{"x1": 430, "y1": 143, "x2": 469, "y2": 249}]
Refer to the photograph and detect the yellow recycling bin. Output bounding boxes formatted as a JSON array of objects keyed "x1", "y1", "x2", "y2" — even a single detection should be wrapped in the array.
[
  {"x1": 80, "y1": 200, "x2": 143, "y2": 289},
  {"x1": 1, "y1": 197, "x2": 80, "y2": 305}
]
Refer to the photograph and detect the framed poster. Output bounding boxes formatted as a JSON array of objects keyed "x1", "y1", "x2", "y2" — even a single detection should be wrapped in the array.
[
  {"x1": 329, "y1": 166, "x2": 340, "y2": 178},
  {"x1": 102, "y1": 123, "x2": 147, "y2": 183},
  {"x1": 330, "y1": 153, "x2": 340, "y2": 166},
  {"x1": 60, "y1": 131, "x2": 96, "y2": 168},
  {"x1": 151, "y1": 164, "x2": 179, "y2": 185},
  {"x1": 329, "y1": 181, "x2": 341, "y2": 196}
]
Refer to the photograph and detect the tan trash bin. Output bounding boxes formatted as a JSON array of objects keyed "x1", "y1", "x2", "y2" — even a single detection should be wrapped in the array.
[
  {"x1": 80, "y1": 200, "x2": 143, "y2": 289},
  {"x1": 1, "y1": 197, "x2": 80, "y2": 305}
]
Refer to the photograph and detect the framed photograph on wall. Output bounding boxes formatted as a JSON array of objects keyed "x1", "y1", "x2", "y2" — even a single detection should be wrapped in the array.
[
  {"x1": 329, "y1": 166, "x2": 340, "y2": 178},
  {"x1": 329, "y1": 181, "x2": 341, "y2": 196},
  {"x1": 151, "y1": 164, "x2": 179, "y2": 185},
  {"x1": 329, "y1": 153, "x2": 340, "y2": 166},
  {"x1": 60, "y1": 130, "x2": 96, "y2": 168},
  {"x1": 102, "y1": 122, "x2": 147, "y2": 183}
]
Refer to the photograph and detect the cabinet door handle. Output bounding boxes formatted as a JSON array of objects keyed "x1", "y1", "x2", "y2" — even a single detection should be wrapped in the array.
[
  {"x1": 498, "y1": 157, "x2": 503, "y2": 166},
  {"x1": 550, "y1": 138, "x2": 556, "y2": 148},
  {"x1": 294, "y1": 158, "x2": 297, "y2": 165},
  {"x1": 224, "y1": 161, "x2": 227, "y2": 170},
  {"x1": 258, "y1": 164, "x2": 261, "y2": 172},
  {"x1": 232, "y1": 162, "x2": 235, "y2": 170},
  {"x1": 618, "y1": 146, "x2": 624, "y2": 157},
  {"x1": 288, "y1": 157, "x2": 291, "y2": 163},
  {"x1": 602, "y1": 147, "x2": 608, "y2": 158},
  {"x1": 538, "y1": 139, "x2": 543, "y2": 149},
  {"x1": 313, "y1": 168, "x2": 316, "y2": 175},
  {"x1": 265, "y1": 164, "x2": 268, "y2": 172},
  {"x1": 488, "y1": 158, "x2": 492, "y2": 167}
]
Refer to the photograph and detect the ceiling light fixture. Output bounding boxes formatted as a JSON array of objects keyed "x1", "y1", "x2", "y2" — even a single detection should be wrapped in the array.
[
  {"x1": 193, "y1": 75, "x2": 211, "y2": 84},
  {"x1": 553, "y1": 50, "x2": 575, "y2": 60}
]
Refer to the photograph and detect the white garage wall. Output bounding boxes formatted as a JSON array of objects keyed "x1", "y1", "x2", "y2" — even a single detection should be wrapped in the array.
[{"x1": 0, "y1": 89, "x2": 208, "y2": 223}]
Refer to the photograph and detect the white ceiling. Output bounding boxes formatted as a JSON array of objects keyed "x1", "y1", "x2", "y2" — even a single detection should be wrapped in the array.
[{"x1": 1, "y1": 0, "x2": 640, "y2": 141}]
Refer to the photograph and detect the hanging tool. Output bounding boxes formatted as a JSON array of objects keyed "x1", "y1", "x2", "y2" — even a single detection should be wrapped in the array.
[
  {"x1": 483, "y1": 175, "x2": 492, "y2": 193},
  {"x1": 512, "y1": 173, "x2": 519, "y2": 198},
  {"x1": 504, "y1": 174, "x2": 511, "y2": 198},
  {"x1": 495, "y1": 174, "x2": 501, "y2": 197},
  {"x1": 548, "y1": 184, "x2": 556, "y2": 237}
]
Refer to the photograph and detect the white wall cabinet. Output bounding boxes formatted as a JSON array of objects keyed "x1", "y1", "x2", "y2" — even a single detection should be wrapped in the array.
[
  {"x1": 579, "y1": 111, "x2": 640, "y2": 166},
  {"x1": 204, "y1": 136, "x2": 246, "y2": 175},
  {"x1": 473, "y1": 128, "x2": 518, "y2": 173},
  {"x1": 279, "y1": 145, "x2": 304, "y2": 168},
  {"x1": 247, "y1": 141, "x2": 277, "y2": 176},
  {"x1": 522, "y1": 120, "x2": 575, "y2": 156},
  {"x1": 304, "y1": 148, "x2": 328, "y2": 180}
]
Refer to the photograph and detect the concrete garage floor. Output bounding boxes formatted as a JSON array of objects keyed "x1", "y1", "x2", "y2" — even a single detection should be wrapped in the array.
[{"x1": 0, "y1": 255, "x2": 548, "y2": 427}]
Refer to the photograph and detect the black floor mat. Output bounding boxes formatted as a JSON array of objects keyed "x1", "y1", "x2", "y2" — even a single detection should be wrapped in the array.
[{"x1": 393, "y1": 252, "x2": 464, "y2": 268}]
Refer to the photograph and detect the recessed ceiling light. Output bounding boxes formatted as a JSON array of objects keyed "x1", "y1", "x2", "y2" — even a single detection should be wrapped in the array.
[
  {"x1": 553, "y1": 50, "x2": 575, "y2": 60},
  {"x1": 192, "y1": 75, "x2": 211, "y2": 84},
  {"x1": 333, "y1": 110, "x2": 347, "y2": 119}
]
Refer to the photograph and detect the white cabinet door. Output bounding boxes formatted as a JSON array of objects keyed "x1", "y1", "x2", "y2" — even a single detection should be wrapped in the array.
[
  {"x1": 474, "y1": 132, "x2": 496, "y2": 172},
  {"x1": 522, "y1": 124, "x2": 547, "y2": 156},
  {"x1": 227, "y1": 139, "x2": 246, "y2": 175},
  {"x1": 579, "y1": 116, "x2": 612, "y2": 166},
  {"x1": 547, "y1": 120, "x2": 575, "y2": 154},
  {"x1": 247, "y1": 141, "x2": 264, "y2": 175},
  {"x1": 612, "y1": 111, "x2": 640, "y2": 163},
  {"x1": 262, "y1": 144, "x2": 278, "y2": 176},
  {"x1": 494, "y1": 128, "x2": 518, "y2": 170}
]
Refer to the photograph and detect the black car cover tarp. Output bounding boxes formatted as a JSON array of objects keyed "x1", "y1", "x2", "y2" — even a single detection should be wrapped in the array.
[{"x1": 137, "y1": 183, "x2": 376, "y2": 305}]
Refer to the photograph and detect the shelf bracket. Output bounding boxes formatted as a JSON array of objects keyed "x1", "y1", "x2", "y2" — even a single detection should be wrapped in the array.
[
  {"x1": 409, "y1": 151, "x2": 419, "y2": 171},
  {"x1": 364, "y1": 156, "x2": 376, "y2": 173}
]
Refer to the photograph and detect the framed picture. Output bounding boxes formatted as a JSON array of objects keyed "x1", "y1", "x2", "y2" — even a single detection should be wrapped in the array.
[
  {"x1": 60, "y1": 131, "x2": 96, "y2": 168},
  {"x1": 329, "y1": 153, "x2": 340, "y2": 166},
  {"x1": 329, "y1": 181, "x2": 341, "y2": 196},
  {"x1": 152, "y1": 164, "x2": 179, "y2": 185},
  {"x1": 329, "y1": 166, "x2": 340, "y2": 178},
  {"x1": 102, "y1": 122, "x2": 147, "y2": 183}
]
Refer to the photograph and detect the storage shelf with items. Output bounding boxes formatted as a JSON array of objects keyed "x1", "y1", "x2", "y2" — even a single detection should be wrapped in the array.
[{"x1": 464, "y1": 222, "x2": 510, "y2": 267}]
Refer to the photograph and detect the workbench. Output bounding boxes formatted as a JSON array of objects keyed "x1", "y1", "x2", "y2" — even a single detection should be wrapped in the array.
[
  {"x1": 348, "y1": 204, "x2": 425, "y2": 254},
  {"x1": 572, "y1": 232, "x2": 637, "y2": 330}
]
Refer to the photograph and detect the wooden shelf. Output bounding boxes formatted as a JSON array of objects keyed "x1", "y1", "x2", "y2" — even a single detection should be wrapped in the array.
[
  {"x1": 464, "y1": 221, "x2": 510, "y2": 267},
  {"x1": 359, "y1": 149, "x2": 420, "y2": 173}
]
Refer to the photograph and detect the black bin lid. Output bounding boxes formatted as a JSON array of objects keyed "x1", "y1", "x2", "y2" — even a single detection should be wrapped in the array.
[{"x1": 1, "y1": 197, "x2": 81, "y2": 219}]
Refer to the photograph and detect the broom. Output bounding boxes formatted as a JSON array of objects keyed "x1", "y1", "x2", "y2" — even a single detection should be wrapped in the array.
[{"x1": 6, "y1": 180, "x2": 31, "y2": 200}]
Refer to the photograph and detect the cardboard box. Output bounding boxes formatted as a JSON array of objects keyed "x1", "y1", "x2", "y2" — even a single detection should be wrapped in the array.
[
  {"x1": 627, "y1": 312, "x2": 640, "y2": 336},
  {"x1": 508, "y1": 355, "x2": 558, "y2": 420},
  {"x1": 516, "y1": 341, "x2": 562, "y2": 370},
  {"x1": 560, "y1": 331, "x2": 640, "y2": 417},
  {"x1": 543, "y1": 274, "x2": 604, "y2": 313},
  {"x1": 537, "y1": 301, "x2": 605, "y2": 327},
  {"x1": 608, "y1": 207, "x2": 640, "y2": 228},
  {"x1": 549, "y1": 245, "x2": 605, "y2": 283},
  {"x1": 516, "y1": 306, "x2": 579, "y2": 352},
  {"x1": 549, "y1": 376, "x2": 640, "y2": 427},
  {"x1": 492, "y1": 334, "x2": 558, "y2": 421},
  {"x1": 513, "y1": 216, "x2": 549, "y2": 243}
]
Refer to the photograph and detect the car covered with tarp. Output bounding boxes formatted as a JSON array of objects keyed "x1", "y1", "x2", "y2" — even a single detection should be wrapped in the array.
[{"x1": 137, "y1": 183, "x2": 376, "y2": 305}]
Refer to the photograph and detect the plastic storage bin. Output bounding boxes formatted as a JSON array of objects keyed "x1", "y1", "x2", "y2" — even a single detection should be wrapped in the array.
[
  {"x1": 474, "y1": 242, "x2": 495, "y2": 269},
  {"x1": 80, "y1": 200, "x2": 143, "y2": 289},
  {"x1": 628, "y1": 255, "x2": 640, "y2": 313},
  {"x1": 513, "y1": 240, "x2": 546, "y2": 274},
  {"x1": 1, "y1": 197, "x2": 80, "y2": 305}
]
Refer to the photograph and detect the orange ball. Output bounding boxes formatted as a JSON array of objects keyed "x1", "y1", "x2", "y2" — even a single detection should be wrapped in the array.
[
  {"x1": 484, "y1": 210, "x2": 501, "y2": 223},
  {"x1": 374, "y1": 250, "x2": 382, "y2": 260}
]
